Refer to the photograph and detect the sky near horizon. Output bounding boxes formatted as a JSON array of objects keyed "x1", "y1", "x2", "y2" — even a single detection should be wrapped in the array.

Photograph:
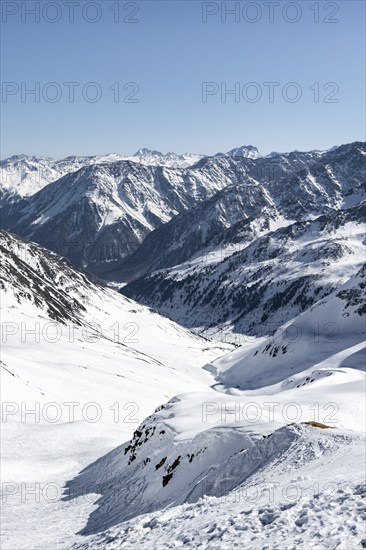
[{"x1": 1, "y1": 0, "x2": 365, "y2": 159}]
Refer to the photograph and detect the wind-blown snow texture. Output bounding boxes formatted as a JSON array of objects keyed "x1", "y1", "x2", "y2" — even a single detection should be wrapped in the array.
[
  {"x1": 69, "y1": 261, "x2": 366, "y2": 550},
  {"x1": 1, "y1": 141, "x2": 366, "y2": 550},
  {"x1": 0, "y1": 230, "x2": 230, "y2": 549}
]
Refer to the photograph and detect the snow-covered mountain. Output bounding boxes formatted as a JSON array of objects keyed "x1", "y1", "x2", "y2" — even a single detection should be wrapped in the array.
[
  {"x1": 0, "y1": 150, "x2": 204, "y2": 198},
  {"x1": 223, "y1": 144, "x2": 261, "y2": 159},
  {"x1": 0, "y1": 159, "x2": 235, "y2": 274},
  {"x1": 114, "y1": 141, "x2": 366, "y2": 345},
  {"x1": 132, "y1": 148, "x2": 203, "y2": 168},
  {"x1": 1, "y1": 156, "x2": 365, "y2": 550},
  {"x1": 114, "y1": 142, "x2": 365, "y2": 288},
  {"x1": 66, "y1": 262, "x2": 366, "y2": 549},
  {"x1": 121, "y1": 201, "x2": 366, "y2": 340},
  {"x1": 0, "y1": 147, "x2": 261, "y2": 199},
  {"x1": 3, "y1": 143, "x2": 362, "y2": 278},
  {"x1": 0, "y1": 230, "x2": 230, "y2": 549},
  {"x1": 0, "y1": 154, "x2": 122, "y2": 197},
  {"x1": 2, "y1": 232, "x2": 365, "y2": 550}
]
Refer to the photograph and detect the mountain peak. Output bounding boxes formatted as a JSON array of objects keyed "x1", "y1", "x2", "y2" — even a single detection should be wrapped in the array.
[
  {"x1": 134, "y1": 148, "x2": 163, "y2": 157},
  {"x1": 225, "y1": 145, "x2": 261, "y2": 159}
]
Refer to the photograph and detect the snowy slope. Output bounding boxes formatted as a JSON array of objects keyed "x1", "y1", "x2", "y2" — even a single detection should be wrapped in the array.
[
  {"x1": 0, "y1": 230, "x2": 231, "y2": 550},
  {"x1": 65, "y1": 267, "x2": 365, "y2": 549},
  {"x1": 1, "y1": 239, "x2": 365, "y2": 549},
  {"x1": 0, "y1": 230, "x2": 230, "y2": 378},
  {"x1": 72, "y1": 426, "x2": 366, "y2": 550},
  {"x1": 212, "y1": 263, "x2": 366, "y2": 390},
  {"x1": 122, "y1": 201, "x2": 366, "y2": 340},
  {"x1": 1, "y1": 141, "x2": 365, "y2": 550}
]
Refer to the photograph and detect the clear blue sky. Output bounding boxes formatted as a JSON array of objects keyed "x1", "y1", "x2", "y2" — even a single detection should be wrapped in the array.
[{"x1": 1, "y1": 0, "x2": 365, "y2": 158}]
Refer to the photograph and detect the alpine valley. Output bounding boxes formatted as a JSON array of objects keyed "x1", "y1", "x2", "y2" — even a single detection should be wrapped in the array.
[{"x1": 1, "y1": 142, "x2": 365, "y2": 550}]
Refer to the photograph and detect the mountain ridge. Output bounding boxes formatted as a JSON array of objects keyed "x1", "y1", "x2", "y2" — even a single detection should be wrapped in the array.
[{"x1": 1, "y1": 141, "x2": 365, "y2": 333}]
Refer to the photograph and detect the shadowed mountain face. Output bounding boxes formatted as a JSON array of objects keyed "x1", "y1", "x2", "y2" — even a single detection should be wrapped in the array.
[
  {"x1": 0, "y1": 156, "x2": 243, "y2": 275},
  {"x1": 110, "y1": 142, "x2": 366, "y2": 283},
  {"x1": 120, "y1": 201, "x2": 366, "y2": 338},
  {"x1": 118, "y1": 142, "x2": 365, "y2": 339}
]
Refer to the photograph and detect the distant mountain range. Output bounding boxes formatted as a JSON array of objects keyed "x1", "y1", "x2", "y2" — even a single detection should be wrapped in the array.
[
  {"x1": 0, "y1": 145, "x2": 263, "y2": 197},
  {"x1": 1, "y1": 141, "x2": 365, "y2": 339},
  {"x1": 0, "y1": 150, "x2": 203, "y2": 197}
]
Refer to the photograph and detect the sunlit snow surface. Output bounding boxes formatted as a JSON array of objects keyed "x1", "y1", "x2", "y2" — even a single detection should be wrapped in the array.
[{"x1": 1, "y1": 232, "x2": 365, "y2": 549}]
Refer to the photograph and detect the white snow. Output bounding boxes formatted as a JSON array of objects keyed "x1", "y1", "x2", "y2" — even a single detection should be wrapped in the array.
[{"x1": 1, "y1": 217, "x2": 365, "y2": 549}]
